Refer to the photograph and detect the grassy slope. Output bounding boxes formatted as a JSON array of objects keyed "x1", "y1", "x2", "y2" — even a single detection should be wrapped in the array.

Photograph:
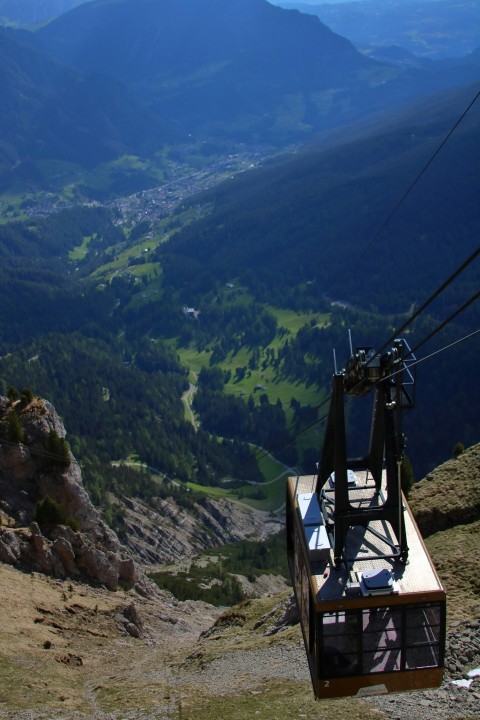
[
  {"x1": 409, "y1": 444, "x2": 480, "y2": 536},
  {"x1": 0, "y1": 566, "x2": 382, "y2": 720},
  {"x1": 426, "y1": 520, "x2": 480, "y2": 623},
  {"x1": 0, "y1": 443, "x2": 478, "y2": 719},
  {"x1": 410, "y1": 443, "x2": 480, "y2": 624}
]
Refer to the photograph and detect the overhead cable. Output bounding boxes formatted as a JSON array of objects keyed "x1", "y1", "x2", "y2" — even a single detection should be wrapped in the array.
[
  {"x1": 360, "y1": 85, "x2": 480, "y2": 261},
  {"x1": 410, "y1": 288, "x2": 480, "y2": 355},
  {"x1": 376, "y1": 244, "x2": 480, "y2": 358},
  {"x1": 381, "y1": 326, "x2": 480, "y2": 386}
]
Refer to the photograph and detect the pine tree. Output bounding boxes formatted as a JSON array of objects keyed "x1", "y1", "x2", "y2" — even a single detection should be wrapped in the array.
[
  {"x1": 6, "y1": 410, "x2": 25, "y2": 443},
  {"x1": 44, "y1": 430, "x2": 71, "y2": 469}
]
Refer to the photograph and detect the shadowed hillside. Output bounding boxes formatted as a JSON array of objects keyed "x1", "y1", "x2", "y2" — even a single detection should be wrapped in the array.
[{"x1": 0, "y1": 26, "x2": 177, "y2": 188}]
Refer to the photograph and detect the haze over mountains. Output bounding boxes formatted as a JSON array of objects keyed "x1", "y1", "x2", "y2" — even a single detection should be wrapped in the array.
[
  {"x1": 0, "y1": 0, "x2": 84, "y2": 25},
  {"x1": 0, "y1": 25, "x2": 177, "y2": 186},
  {"x1": 1, "y1": 0, "x2": 479, "y2": 191},
  {"x1": 279, "y1": 0, "x2": 480, "y2": 59}
]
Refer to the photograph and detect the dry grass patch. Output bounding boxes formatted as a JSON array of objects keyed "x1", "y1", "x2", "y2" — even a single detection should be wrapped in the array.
[
  {"x1": 426, "y1": 520, "x2": 480, "y2": 624},
  {"x1": 0, "y1": 564, "x2": 220, "y2": 718},
  {"x1": 410, "y1": 444, "x2": 480, "y2": 536},
  {"x1": 185, "y1": 679, "x2": 386, "y2": 720}
]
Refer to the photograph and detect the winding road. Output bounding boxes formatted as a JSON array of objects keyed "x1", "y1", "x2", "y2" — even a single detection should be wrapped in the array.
[{"x1": 181, "y1": 373, "x2": 198, "y2": 431}]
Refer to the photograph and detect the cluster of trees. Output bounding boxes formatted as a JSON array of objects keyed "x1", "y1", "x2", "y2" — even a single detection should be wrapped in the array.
[
  {"x1": 193, "y1": 382, "x2": 295, "y2": 464},
  {"x1": 149, "y1": 562, "x2": 244, "y2": 606},
  {"x1": 197, "y1": 301, "x2": 277, "y2": 357},
  {"x1": 214, "y1": 529, "x2": 289, "y2": 579},
  {"x1": 35, "y1": 496, "x2": 79, "y2": 532},
  {"x1": 0, "y1": 206, "x2": 126, "y2": 350},
  {"x1": 0, "y1": 332, "x2": 263, "y2": 493},
  {"x1": 182, "y1": 312, "x2": 280, "y2": 370},
  {"x1": 149, "y1": 529, "x2": 289, "y2": 605},
  {"x1": 81, "y1": 462, "x2": 203, "y2": 535}
]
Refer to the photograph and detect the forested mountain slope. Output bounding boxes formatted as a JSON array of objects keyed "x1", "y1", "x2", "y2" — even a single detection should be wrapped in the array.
[
  {"x1": 159, "y1": 81, "x2": 480, "y2": 314},
  {"x1": 0, "y1": 204, "x2": 266, "y2": 490},
  {"x1": 0, "y1": 26, "x2": 176, "y2": 189},
  {"x1": 154, "y1": 81, "x2": 480, "y2": 474},
  {"x1": 0, "y1": 83, "x2": 478, "y2": 482},
  {"x1": 35, "y1": 0, "x2": 479, "y2": 144}
]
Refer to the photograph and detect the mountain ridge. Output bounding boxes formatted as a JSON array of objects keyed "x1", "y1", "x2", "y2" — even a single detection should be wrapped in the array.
[
  {"x1": 35, "y1": 0, "x2": 480, "y2": 145},
  {"x1": 0, "y1": 26, "x2": 178, "y2": 187},
  {"x1": 1, "y1": 0, "x2": 479, "y2": 191},
  {"x1": 37, "y1": 0, "x2": 365, "y2": 82}
]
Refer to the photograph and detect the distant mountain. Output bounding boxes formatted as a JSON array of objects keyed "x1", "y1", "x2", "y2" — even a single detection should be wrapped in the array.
[
  {"x1": 36, "y1": 0, "x2": 478, "y2": 145},
  {"x1": 35, "y1": 0, "x2": 372, "y2": 142},
  {"x1": 1, "y1": 0, "x2": 478, "y2": 186},
  {"x1": 278, "y1": 0, "x2": 480, "y2": 60},
  {"x1": 0, "y1": 27, "x2": 178, "y2": 189},
  {"x1": 37, "y1": 0, "x2": 366, "y2": 84},
  {"x1": 0, "y1": 0, "x2": 86, "y2": 26}
]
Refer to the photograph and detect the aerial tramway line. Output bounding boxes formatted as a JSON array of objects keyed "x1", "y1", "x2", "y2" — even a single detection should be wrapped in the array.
[
  {"x1": 285, "y1": 84, "x2": 480, "y2": 700},
  {"x1": 286, "y1": 338, "x2": 446, "y2": 698}
]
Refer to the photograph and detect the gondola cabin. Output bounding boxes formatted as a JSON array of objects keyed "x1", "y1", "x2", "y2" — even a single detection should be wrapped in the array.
[
  {"x1": 286, "y1": 472, "x2": 446, "y2": 699},
  {"x1": 287, "y1": 340, "x2": 446, "y2": 698}
]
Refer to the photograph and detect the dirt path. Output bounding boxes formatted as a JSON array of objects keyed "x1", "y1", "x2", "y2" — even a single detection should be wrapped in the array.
[{"x1": 181, "y1": 372, "x2": 198, "y2": 431}]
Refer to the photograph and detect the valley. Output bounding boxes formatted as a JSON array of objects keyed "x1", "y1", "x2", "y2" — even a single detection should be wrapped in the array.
[
  {"x1": 1, "y1": 143, "x2": 272, "y2": 224},
  {"x1": 0, "y1": 2, "x2": 479, "y2": 716}
]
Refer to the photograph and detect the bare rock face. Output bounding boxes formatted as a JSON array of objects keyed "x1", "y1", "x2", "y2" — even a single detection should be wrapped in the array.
[
  {"x1": 118, "y1": 492, "x2": 282, "y2": 569},
  {"x1": 0, "y1": 395, "x2": 152, "y2": 595},
  {"x1": 253, "y1": 592, "x2": 299, "y2": 635}
]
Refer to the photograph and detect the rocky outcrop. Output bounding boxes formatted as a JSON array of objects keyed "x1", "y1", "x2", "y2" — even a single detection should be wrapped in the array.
[
  {"x1": 118, "y1": 492, "x2": 283, "y2": 569},
  {"x1": 0, "y1": 395, "x2": 153, "y2": 595},
  {"x1": 253, "y1": 592, "x2": 299, "y2": 635},
  {"x1": 0, "y1": 393, "x2": 282, "y2": 588}
]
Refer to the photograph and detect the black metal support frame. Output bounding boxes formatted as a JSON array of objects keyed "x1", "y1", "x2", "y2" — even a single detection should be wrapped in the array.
[{"x1": 315, "y1": 340, "x2": 414, "y2": 566}]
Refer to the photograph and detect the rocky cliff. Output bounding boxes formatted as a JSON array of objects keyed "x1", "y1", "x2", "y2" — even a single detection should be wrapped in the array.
[
  {"x1": 119, "y1": 492, "x2": 281, "y2": 570},
  {"x1": 0, "y1": 394, "x2": 148, "y2": 593},
  {"x1": 0, "y1": 393, "x2": 282, "y2": 590}
]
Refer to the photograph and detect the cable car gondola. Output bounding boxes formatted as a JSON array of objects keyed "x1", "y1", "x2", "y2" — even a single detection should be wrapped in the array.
[{"x1": 286, "y1": 339, "x2": 446, "y2": 699}]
